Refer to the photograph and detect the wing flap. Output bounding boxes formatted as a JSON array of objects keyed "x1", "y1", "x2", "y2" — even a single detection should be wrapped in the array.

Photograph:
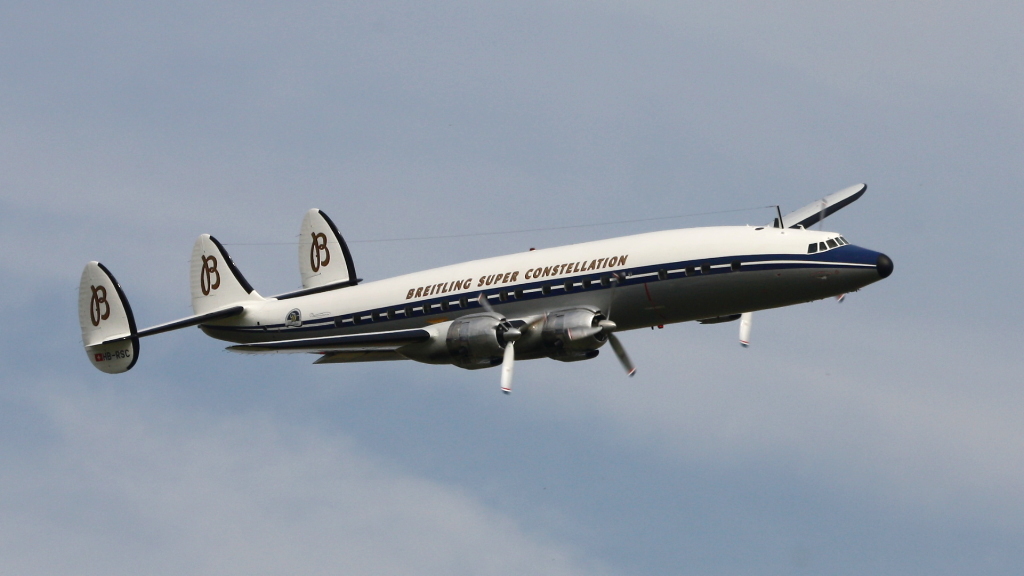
[
  {"x1": 226, "y1": 328, "x2": 431, "y2": 354},
  {"x1": 314, "y1": 350, "x2": 407, "y2": 363}
]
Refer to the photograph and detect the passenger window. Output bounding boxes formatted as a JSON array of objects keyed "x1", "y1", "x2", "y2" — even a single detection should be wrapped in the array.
[
  {"x1": 731, "y1": 261, "x2": 741, "y2": 271},
  {"x1": 827, "y1": 239, "x2": 838, "y2": 248},
  {"x1": 808, "y1": 243, "x2": 818, "y2": 253},
  {"x1": 542, "y1": 285, "x2": 551, "y2": 295},
  {"x1": 386, "y1": 309, "x2": 395, "y2": 320},
  {"x1": 404, "y1": 306, "x2": 413, "y2": 317},
  {"x1": 499, "y1": 291, "x2": 508, "y2": 302},
  {"x1": 564, "y1": 280, "x2": 574, "y2": 292},
  {"x1": 700, "y1": 263, "x2": 710, "y2": 274},
  {"x1": 658, "y1": 269, "x2": 668, "y2": 280},
  {"x1": 685, "y1": 266, "x2": 695, "y2": 276},
  {"x1": 440, "y1": 301, "x2": 450, "y2": 311},
  {"x1": 514, "y1": 288, "x2": 523, "y2": 299},
  {"x1": 459, "y1": 297, "x2": 468, "y2": 308},
  {"x1": 353, "y1": 315, "x2": 362, "y2": 324},
  {"x1": 582, "y1": 278, "x2": 592, "y2": 289}
]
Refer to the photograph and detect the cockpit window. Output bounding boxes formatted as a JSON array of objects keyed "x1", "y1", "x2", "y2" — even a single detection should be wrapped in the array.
[{"x1": 812, "y1": 236, "x2": 849, "y2": 254}]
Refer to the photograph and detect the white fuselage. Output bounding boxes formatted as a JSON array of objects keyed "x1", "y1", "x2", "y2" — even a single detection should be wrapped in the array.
[{"x1": 201, "y1": 225, "x2": 888, "y2": 365}]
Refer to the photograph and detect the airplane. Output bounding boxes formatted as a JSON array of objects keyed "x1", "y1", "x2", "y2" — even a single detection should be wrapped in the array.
[{"x1": 78, "y1": 184, "x2": 893, "y2": 394}]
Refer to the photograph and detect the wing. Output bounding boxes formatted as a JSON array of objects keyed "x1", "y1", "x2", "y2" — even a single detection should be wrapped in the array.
[
  {"x1": 225, "y1": 328, "x2": 431, "y2": 357},
  {"x1": 774, "y1": 183, "x2": 867, "y2": 229}
]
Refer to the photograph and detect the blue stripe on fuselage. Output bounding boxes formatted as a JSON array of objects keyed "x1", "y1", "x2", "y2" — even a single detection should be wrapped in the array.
[{"x1": 206, "y1": 245, "x2": 883, "y2": 336}]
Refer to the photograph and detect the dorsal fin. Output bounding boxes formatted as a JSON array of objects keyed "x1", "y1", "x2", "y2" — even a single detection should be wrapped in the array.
[{"x1": 298, "y1": 209, "x2": 358, "y2": 290}]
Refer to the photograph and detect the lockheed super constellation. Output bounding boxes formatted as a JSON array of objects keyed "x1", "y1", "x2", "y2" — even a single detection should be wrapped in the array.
[{"x1": 79, "y1": 184, "x2": 893, "y2": 393}]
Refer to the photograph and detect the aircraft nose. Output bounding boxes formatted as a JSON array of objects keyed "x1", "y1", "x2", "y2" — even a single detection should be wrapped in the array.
[{"x1": 876, "y1": 253, "x2": 894, "y2": 279}]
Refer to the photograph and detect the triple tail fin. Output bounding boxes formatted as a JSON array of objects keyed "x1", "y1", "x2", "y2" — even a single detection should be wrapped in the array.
[
  {"x1": 190, "y1": 234, "x2": 263, "y2": 315},
  {"x1": 78, "y1": 235, "x2": 256, "y2": 374}
]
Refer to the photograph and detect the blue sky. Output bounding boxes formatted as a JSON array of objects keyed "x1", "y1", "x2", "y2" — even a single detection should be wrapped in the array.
[{"x1": 2, "y1": 2, "x2": 1022, "y2": 574}]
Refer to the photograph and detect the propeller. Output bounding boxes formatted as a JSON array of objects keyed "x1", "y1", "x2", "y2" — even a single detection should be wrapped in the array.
[
  {"x1": 567, "y1": 273, "x2": 636, "y2": 377},
  {"x1": 477, "y1": 293, "x2": 538, "y2": 395},
  {"x1": 500, "y1": 327, "x2": 520, "y2": 394}
]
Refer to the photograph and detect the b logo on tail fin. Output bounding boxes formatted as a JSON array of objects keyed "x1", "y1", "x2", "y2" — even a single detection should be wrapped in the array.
[
  {"x1": 89, "y1": 285, "x2": 110, "y2": 326},
  {"x1": 310, "y1": 232, "x2": 331, "y2": 272},
  {"x1": 190, "y1": 234, "x2": 261, "y2": 316},
  {"x1": 200, "y1": 255, "x2": 221, "y2": 295}
]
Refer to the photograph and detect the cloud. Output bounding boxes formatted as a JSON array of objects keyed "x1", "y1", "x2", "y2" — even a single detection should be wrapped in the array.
[
  {"x1": 534, "y1": 304, "x2": 1024, "y2": 529},
  {"x1": 0, "y1": 378, "x2": 608, "y2": 576}
]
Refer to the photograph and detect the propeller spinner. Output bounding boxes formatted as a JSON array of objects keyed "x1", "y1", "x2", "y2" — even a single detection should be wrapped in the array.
[{"x1": 567, "y1": 273, "x2": 636, "y2": 377}]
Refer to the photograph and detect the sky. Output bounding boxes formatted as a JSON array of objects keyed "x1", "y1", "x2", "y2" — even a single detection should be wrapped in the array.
[{"x1": 1, "y1": 1, "x2": 1022, "y2": 574}]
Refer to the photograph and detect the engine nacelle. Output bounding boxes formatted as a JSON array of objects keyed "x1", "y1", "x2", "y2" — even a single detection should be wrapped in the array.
[
  {"x1": 540, "y1": 308, "x2": 607, "y2": 359},
  {"x1": 445, "y1": 315, "x2": 509, "y2": 369}
]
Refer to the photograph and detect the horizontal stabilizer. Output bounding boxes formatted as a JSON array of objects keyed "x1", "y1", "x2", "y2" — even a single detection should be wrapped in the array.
[
  {"x1": 227, "y1": 328, "x2": 431, "y2": 354},
  {"x1": 133, "y1": 305, "x2": 246, "y2": 339},
  {"x1": 775, "y1": 184, "x2": 867, "y2": 229}
]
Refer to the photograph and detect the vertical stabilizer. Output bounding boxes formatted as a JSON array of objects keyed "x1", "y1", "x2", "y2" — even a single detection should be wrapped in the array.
[
  {"x1": 190, "y1": 234, "x2": 262, "y2": 315},
  {"x1": 78, "y1": 262, "x2": 139, "y2": 373},
  {"x1": 298, "y1": 209, "x2": 358, "y2": 290}
]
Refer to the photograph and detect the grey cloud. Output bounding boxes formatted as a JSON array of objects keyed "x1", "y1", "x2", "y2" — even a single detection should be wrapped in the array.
[{"x1": 0, "y1": 380, "x2": 608, "y2": 576}]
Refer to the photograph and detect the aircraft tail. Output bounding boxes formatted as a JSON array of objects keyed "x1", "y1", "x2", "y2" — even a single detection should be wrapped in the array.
[
  {"x1": 298, "y1": 209, "x2": 358, "y2": 290},
  {"x1": 190, "y1": 234, "x2": 263, "y2": 315},
  {"x1": 78, "y1": 262, "x2": 140, "y2": 374}
]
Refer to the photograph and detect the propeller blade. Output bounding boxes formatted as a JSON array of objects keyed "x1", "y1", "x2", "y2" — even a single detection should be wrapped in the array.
[
  {"x1": 607, "y1": 333, "x2": 636, "y2": 377},
  {"x1": 739, "y1": 312, "x2": 752, "y2": 347},
  {"x1": 500, "y1": 341, "x2": 515, "y2": 394},
  {"x1": 836, "y1": 293, "x2": 846, "y2": 303},
  {"x1": 477, "y1": 293, "x2": 498, "y2": 316}
]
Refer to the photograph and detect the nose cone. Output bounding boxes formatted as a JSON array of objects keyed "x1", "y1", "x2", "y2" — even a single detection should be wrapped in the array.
[{"x1": 876, "y1": 253, "x2": 894, "y2": 279}]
